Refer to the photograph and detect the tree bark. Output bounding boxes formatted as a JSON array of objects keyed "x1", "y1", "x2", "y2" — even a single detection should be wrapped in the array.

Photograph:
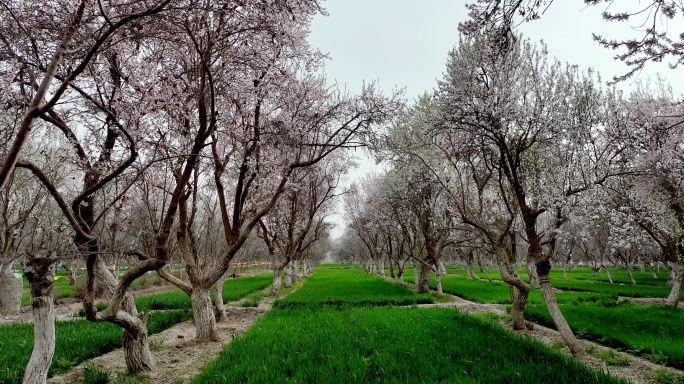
[
  {"x1": 467, "y1": 264, "x2": 480, "y2": 280},
  {"x1": 527, "y1": 261, "x2": 540, "y2": 288},
  {"x1": 665, "y1": 261, "x2": 683, "y2": 307},
  {"x1": 627, "y1": 263, "x2": 636, "y2": 285},
  {"x1": 395, "y1": 269, "x2": 404, "y2": 286},
  {"x1": 211, "y1": 276, "x2": 228, "y2": 323},
  {"x1": 435, "y1": 267, "x2": 443, "y2": 294},
  {"x1": 292, "y1": 260, "x2": 299, "y2": 283},
  {"x1": 537, "y1": 268, "x2": 585, "y2": 357},
  {"x1": 271, "y1": 266, "x2": 283, "y2": 296},
  {"x1": 438, "y1": 260, "x2": 448, "y2": 275},
  {"x1": 284, "y1": 263, "x2": 293, "y2": 288},
  {"x1": 416, "y1": 263, "x2": 431, "y2": 294},
  {"x1": 0, "y1": 273, "x2": 22, "y2": 315},
  {"x1": 494, "y1": 248, "x2": 530, "y2": 331},
  {"x1": 23, "y1": 255, "x2": 56, "y2": 384},
  {"x1": 191, "y1": 286, "x2": 218, "y2": 341},
  {"x1": 122, "y1": 320, "x2": 153, "y2": 373}
]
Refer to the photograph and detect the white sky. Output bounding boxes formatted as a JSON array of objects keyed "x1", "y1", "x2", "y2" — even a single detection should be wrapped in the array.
[{"x1": 308, "y1": 0, "x2": 684, "y2": 237}]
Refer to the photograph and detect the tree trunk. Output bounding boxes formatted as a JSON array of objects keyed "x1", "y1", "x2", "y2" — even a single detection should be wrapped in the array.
[
  {"x1": 412, "y1": 264, "x2": 419, "y2": 283},
  {"x1": 652, "y1": 264, "x2": 659, "y2": 279},
  {"x1": 527, "y1": 261, "x2": 540, "y2": 288},
  {"x1": 0, "y1": 273, "x2": 22, "y2": 315},
  {"x1": 416, "y1": 263, "x2": 431, "y2": 294},
  {"x1": 23, "y1": 255, "x2": 56, "y2": 384},
  {"x1": 627, "y1": 263, "x2": 636, "y2": 285},
  {"x1": 271, "y1": 266, "x2": 283, "y2": 296},
  {"x1": 537, "y1": 268, "x2": 584, "y2": 357},
  {"x1": 605, "y1": 268, "x2": 614, "y2": 284},
  {"x1": 292, "y1": 261, "x2": 299, "y2": 282},
  {"x1": 302, "y1": 260, "x2": 309, "y2": 277},
  {"x1": 284, "y1": 263, "x2": 293, "y2": 289},
  {"x1": 435, "y1": 266, "x2": 443, "y2": 294},
  {"x1": 480, "y1": 265, "x2": 493, "y2": 282},
  {"x1": 395, "y1": 269, "x2": 405, "y2": 286},
  {"x1": 438, "y1": 260, "x2": 448, "y2": 275},
  {"x1": 122, "y1": 322, "x2": 153, "y2": 373},
  {"x1": 191, "y1": 286, "x2": 218, "y2": 341},
  {"x1": 467, "y1": 264, "x2": 480, "y2": 280},
  {"x1": 211, "y1": 275, "x2": 228, "y2": 323},
  {"x1": 493, "y1": 247, "x2": 531, "y2": 330},
  {"x1": 665, "y1": 261, "x2": 683, "y2": 307},
  {"x1": 378, "y1": 260, "x2": 385, "y2": 278}
]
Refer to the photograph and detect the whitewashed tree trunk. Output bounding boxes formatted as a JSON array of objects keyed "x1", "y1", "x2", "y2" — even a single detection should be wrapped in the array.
[
  {"x1": 284, "y1": 263, "x2": 293, "y2": 288},
  {"x1": 527, "y1": 262, "x2": 540, "y2": 288},
  {"x1": 438, "y1": 260, "x2": 448, "y2": 275},
  {"x1": 412, "y1": 264, "x2": 419, "y2": 283},
  {"x1": 0, "y1": 273, "x2": 22, "y2": 315},
  {"x1": 652, "y1": 264, "x2": 659, "y2": 279},
  {"x1": 271, "y1": 265, "x2": 283, "y2": 296},
  {"x1": 435, "y1": 267, "x2": 443, "y2": 294},
  {"x1": 211, "y1": 276, "x2": 228, "y2": 323},
  {"x1": 23, "y1": 255, "x2": 56, "y2": 384},
  {"x1": 666, "y1": 261, "x2": 683, "y2": 307},
  {"x1": 292, "y1": 260, "x2": 299, "y2": 282},
  {"x1": 605, "y1": 268, "x2": 614, "y2": 284},
  {"x1": 627, "y1": 263, "x2": 636, "y2": 285},
  {"x1": 395, "y1": 270, "x2": 404, "y2": 285},
  {"x1": 191, "y1": 286, "x2": 218, "y2": 341},
  {"x1": 378, "y1": 260, "x2": 385, "y2": 278},
  {"x1": 467, "y1": 264, "x2": 480, "y2": 280},
  {"x1": 302, "y1": 260, "x2": 309, "y2": 277}
]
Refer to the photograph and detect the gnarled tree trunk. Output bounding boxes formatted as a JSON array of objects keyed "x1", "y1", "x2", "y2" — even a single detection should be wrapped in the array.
[
  {"x1": 191, "y1": 286, "x2": 218, "y2": 341},
  {"x1": 537, "y1": 263, "x2": 584, "y2": 357},
  {"x1": 416, "y1": 263, "x2": 431, "y2": 294},
  {"x1": 122, "y1": 320, "x2": 153, "y2": 373},
  {"x1": 23, "y1": 253, "x2": 56, "y2": 384},
  {"x1": 494, "y1": 248, "x2": 530, "y2": 331},
  {"x1": 666, "y1": 261, "x2": 683, "y2": 307},
  {"x1": 212, "y1": 275, "x2": 228, "y2": 323}
]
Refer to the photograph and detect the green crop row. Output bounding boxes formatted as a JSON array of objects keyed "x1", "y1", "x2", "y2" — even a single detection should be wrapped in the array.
[
  {"x1": 400, "y1": 273, "x2": 613, "y2": 305},
  {"x1": 0, "y1": 310, "x2": 192, "y2": 384},
  {"x1": 524, "y1": 301, "x2": 684, "y2": 370},
  {"x1": 70, "y1": 273, "x2": 272, "y2": 315},
  {"x1": 275, "y1": 269, "x2": 434, "y2": 308},
  {"x1": 194, "y1": 307, "x2": 625, "y2": 384}
]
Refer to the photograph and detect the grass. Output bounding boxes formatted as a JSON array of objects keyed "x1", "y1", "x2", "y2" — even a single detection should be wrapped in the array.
[
  {"x1": 400, "y1": 273, "x2": 611, "y2": 305},
  {"x1": 525, "y1": 301, "x2": 684, "y2": 369},
  {"x1": 275, "y1": 269, "x2": 434, "y2": 308},
  {"x1": 70, "y1": 274, "x2": 272, "y2": 315},
  {"x1": 194, "y1": 307, "x2": 625, "y2": 384},
  {"x1": 0, "y1": 310, "x2": 192, "y2": 384}
]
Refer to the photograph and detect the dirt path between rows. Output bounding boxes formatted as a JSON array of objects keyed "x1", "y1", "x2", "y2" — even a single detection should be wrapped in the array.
[
  {"x1": 415, "y1": 293, "x2": 684, "y2": 384},
  {"x1": 48, "y1": 280, "x2": 301, "y2": 384}
]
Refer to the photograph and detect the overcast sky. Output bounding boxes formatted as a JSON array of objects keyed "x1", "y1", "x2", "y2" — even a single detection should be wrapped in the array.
[{"x1": 308, "y1": 1, "x2": 684, "y2": 237}]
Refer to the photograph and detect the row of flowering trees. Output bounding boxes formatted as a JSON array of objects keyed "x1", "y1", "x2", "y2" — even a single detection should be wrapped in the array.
[
  {"x1": 344, "y1": 34, "x2": 684, "y2": 358},
  {"x1": 0, "y1": 2, "x2": 396, "y2": 382}
]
